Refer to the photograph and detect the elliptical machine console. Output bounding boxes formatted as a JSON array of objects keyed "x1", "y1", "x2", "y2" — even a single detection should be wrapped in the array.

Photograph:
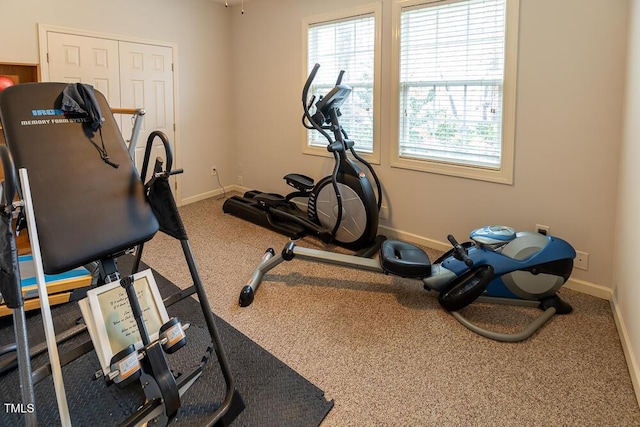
[{"x1": 223, "y1": 64, "x2": 382, "y2": 251}]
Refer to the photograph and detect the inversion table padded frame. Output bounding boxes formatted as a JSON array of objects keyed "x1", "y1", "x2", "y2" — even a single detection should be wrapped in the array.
[{"x1": 0, "y1": 82, "x2": 243, "y2": 426}]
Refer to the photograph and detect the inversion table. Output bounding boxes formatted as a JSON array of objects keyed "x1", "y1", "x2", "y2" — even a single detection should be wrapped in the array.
[{"x1": 0, "y1": 82, "x2": 244, "y2": 426}]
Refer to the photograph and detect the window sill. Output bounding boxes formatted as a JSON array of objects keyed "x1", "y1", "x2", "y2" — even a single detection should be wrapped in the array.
[{"x1": 390, "y1": 155, "x2": 513, "y2": 185}]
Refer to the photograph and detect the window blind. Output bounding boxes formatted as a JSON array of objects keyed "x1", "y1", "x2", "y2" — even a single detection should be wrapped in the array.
[
  {"x1": 398, "y1": 0, "x2": 507, "y2": 168},
  {"x1": 307, "y1": 14, "x2": 375, "y2": 153}
]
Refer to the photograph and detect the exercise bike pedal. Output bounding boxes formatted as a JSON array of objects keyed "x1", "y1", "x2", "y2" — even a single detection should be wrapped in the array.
[
  {"x1": 284, "y1": 173, "x2": 314, "y2": 192},
  {"x1": 255, "y1": 192, "x2": 289, "y2": 208},
  {"x1": 438, "y1": 265, "x2": 494, "y2": 312}
]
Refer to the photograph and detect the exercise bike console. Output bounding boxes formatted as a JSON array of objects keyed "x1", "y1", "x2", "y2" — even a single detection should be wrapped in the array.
[{"x1": 469, "y1": 225, "x2": 517, "y2": 248}]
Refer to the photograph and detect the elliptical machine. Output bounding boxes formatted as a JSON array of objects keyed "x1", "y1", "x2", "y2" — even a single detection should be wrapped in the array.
[{"x1": 223, "y1": 64, "x2": 383, "y2": 251}]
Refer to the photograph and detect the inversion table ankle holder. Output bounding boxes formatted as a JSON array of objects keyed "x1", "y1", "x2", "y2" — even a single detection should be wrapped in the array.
[{"x1": 0, "y1": 82, "x2": 244, "y2": 426}]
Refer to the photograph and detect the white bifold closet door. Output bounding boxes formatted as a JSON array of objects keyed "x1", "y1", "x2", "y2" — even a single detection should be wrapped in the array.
[{"x1": 44, "y1": 29, "x2": 178, "y2": 194}]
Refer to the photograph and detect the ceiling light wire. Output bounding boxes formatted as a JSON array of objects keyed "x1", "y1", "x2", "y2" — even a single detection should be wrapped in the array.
[{"x1": 225, "y1": 0, "x2": 244, "y2": 14}]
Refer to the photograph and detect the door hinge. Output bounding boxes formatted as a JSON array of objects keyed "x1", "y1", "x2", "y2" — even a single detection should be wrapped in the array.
[
  {"x1": 46, "y1": 52, "x2": 49, "y2": 63},
  {"x1": 173, "y1": 123, "x2": 176, "y2": 131},
  {"x1": 171, "y1": 63, "x2": 174, "y2": 72}
]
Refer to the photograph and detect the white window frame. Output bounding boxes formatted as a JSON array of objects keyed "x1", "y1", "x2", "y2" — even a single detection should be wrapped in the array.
[
  {"x1": 391, "y1": 0, "x2": 519, "y2": 184},
  {"x1": 302, "y1": 3, "x2": 382, "y2": 164}
]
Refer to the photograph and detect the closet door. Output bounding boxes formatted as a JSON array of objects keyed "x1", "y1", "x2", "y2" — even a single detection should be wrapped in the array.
[
  {"x1": 46, "y1": 32, "x2": 121, "y2": 107},
  {"x1": 118, "y1": 41, "x2": 176, "y2": 183},
  {"x1": 41, "y1": 27, "x2": 179, "y2": 197}
]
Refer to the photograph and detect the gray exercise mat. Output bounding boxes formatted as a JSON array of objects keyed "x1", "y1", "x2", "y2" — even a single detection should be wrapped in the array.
[{"x1": 0, "y1": 256, "x2": 333, "y2": 426}]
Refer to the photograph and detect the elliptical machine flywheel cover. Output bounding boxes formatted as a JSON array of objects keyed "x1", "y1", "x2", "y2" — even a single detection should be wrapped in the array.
[
  {"x1": 438, "y1": 264, "x2": 494, "y2": 312},
  {"x1": 308, "y1": 173, "x2": 378, "y2": 249}
]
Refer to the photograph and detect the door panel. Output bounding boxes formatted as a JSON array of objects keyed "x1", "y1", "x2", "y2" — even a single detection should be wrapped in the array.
[
  {"x1": 119, "y1": 41, "x2": 175, "y2": 178},
  {"x1": 46, "y1": 32, "x2": 121, "y2": 108},
  {"x1": 43, "y1": 31, "x2": 178, "y2": 196}
]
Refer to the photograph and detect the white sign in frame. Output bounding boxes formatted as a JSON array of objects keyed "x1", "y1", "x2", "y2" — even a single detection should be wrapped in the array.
[{"x1": 79, "y1": 268, "x2": 169, "y2": 374}]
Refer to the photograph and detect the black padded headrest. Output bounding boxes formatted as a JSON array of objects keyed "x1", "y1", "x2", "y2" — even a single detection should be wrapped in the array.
[{"x1": 0, "y1": 82, "x2": 159, "y2": 274}]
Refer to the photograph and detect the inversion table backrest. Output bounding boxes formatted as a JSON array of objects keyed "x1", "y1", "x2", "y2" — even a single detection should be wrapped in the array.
[{"x1": 0, "y1": 83, "x2": 159, "y2": 274}]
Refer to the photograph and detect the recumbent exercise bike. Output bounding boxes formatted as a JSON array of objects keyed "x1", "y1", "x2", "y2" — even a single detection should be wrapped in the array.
[
  {"x1": 240, "y1": 225, "x2": 576, "y2": 342},
  {"x1": 223, "y1": 63, "x2": 383, "y2": 252}
]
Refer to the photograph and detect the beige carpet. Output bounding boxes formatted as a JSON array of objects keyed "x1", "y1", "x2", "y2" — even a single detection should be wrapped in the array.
[{"x1": 140, "y1": 195, "x2": 640, "y2": 426}]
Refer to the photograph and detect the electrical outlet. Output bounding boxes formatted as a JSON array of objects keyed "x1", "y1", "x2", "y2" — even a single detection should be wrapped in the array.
[
  {"x1": 535, "y1": 224, "x2": 550, "y2": 236},
  {"x1": 210, "y1": 166, "x2": 218, "y2": 176},
  {"x1": 238, "y1": 175, "x2": 243, "y2": 185},
  {"x1": 575, "y1": 251, "x2": 589, "y2": 270}
]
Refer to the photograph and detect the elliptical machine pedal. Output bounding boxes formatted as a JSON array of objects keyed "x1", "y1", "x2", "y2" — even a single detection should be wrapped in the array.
[{"x1": 284, "y1": 173, "x2": 314, "y2": 192}]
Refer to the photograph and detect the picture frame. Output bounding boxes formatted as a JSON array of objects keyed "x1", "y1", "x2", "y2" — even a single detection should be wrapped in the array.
[{"x1": 79, "y1": 269, "x2": 169, "y2": 374}]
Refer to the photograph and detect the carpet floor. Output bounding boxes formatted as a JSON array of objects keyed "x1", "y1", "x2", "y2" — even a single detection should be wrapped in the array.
[{"x1": 137, "y1": 195, "x2": 640, "y2": 426}]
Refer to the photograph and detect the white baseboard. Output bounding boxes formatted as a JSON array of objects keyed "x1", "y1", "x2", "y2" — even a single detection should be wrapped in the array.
[
  {"x1": 564, "y1": 277, "x2": 612, "y2": 300},
  {"x1": 611, "y1": 295, "x2": 640, "y2": 407},
  {"x1": 179, "y1": 186, "x2": 235, "y2": 206},
  {"x1": 185, "y1": 192, "x2": 610, "y2": 301}
]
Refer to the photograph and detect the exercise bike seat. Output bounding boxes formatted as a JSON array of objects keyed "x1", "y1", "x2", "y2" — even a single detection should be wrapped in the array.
[
  {"x1": 379, "y1": 240, "x2": 431, "y2": 278},
  {"x1": 284, "y1": 173, "x2": 314, "y2": 192}
]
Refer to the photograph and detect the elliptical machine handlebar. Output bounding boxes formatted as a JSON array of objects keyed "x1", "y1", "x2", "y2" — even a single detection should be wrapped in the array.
[
  {"x1": 301, "y1": 64, "x2": 327, "y2": 135},
  {"x1": 301, "y1": 64, "x2": 352, "y2": 141},
  {"x1": 301, "y1": 63, "x2": 348, "y2": 238},
  {"x1": 302, "y1": 63, "x2": 321, "y2": 107}
]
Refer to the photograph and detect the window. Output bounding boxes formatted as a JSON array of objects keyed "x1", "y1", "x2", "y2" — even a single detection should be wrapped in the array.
[
  {"x1": 392, "y1": 0, "x2": 519, "y2": 183},
  {"x1": 303, "y1": 4, "x2": 381, "y2": 162}
]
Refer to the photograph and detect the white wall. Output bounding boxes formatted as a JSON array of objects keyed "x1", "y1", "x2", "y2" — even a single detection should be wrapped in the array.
[
  {"x1": 231, "y1": 0, "x2": 629, "y2": 289},
  {"x1": 614, "y1": 0, "x2": 640, "y2": 403},
  {"x1": 0, "y1": 0, "x2": 235, "y2": 202},
  {"x1": 2, "y1": 1, "x2": 628, "y2": 290}
]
